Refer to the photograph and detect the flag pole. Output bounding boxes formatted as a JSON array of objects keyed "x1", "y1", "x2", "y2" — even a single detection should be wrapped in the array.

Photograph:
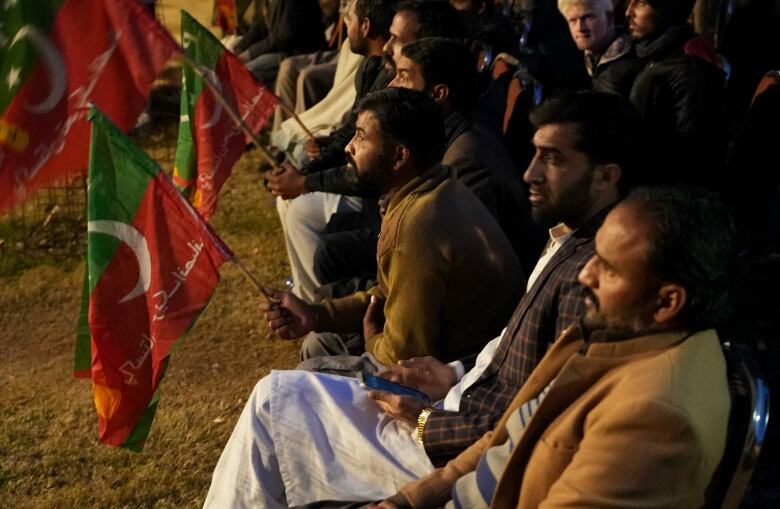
[
  {"x1": 180, "y1": 50, "x2": 278, "y2": 169},
  {"x1": 232, "y1": 256, "x2": 274, "y2": 302},
  {"x1": 276, "y1": 101, "x2": 316, "y2": 141}
]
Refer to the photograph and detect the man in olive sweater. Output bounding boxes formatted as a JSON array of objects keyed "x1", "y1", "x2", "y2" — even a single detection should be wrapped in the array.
[{"x1": 261, "y1": 88, "x2": 522, "y2": 366}]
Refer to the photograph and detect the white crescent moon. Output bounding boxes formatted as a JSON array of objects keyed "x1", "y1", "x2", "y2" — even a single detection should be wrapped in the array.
[
  {"x1": 88, "y1": 220, "x2": 152, "y2": 304},
  {"x1": 202, "y1": 68, "x2": 223, "y2": 129},
  {"x1": 10, "y1": 25, "x2": 67, "y2": 114},
  {"x1": 182, "y1": 31, "x2": 196, "y2": 49}
]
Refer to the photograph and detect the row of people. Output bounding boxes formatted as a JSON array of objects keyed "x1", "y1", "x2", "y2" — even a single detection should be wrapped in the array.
[
  {"x1": 200, "y1": 0, "x2": 765, "y2": 506},
  {"x1": 204, "y1": 88, "x2": 737, "y2": 508}
]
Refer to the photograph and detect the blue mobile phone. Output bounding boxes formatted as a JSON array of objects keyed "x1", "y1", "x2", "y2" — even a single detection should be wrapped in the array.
[{"x1": 358, "y1": 372, "x2": 430, "y2": 404}]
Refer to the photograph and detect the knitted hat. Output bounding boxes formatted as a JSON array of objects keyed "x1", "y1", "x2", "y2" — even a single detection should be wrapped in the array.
[{"x1": 645, "y1": 0, "x2": 695, "y2": 25}]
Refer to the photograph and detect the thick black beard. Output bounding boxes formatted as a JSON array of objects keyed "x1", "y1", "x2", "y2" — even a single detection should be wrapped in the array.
[{"x1": 344, "y1": 157, "x2": 387, "y2": 195}]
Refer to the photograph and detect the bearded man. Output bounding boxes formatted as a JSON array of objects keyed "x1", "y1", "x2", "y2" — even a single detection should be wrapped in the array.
[{"x1": 378, "y1": 186, "x2": 735, "y2": 508}]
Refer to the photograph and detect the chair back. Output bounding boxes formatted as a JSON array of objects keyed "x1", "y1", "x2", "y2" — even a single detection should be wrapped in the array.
[{"x1": 705, "y1": 341, "x2": 770, "y2": 509}]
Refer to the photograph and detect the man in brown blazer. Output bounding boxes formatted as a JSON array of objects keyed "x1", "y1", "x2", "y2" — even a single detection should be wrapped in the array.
[{"x1": 377, "y1": 186, "x2": 735, "y2": 508}]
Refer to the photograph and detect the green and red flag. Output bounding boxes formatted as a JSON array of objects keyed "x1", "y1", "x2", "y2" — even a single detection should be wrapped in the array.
[
  {"x1": 77, "y1": 106, "x2": 233, "y2": 450},
  {"x1": 173, "y1": 10, "x2": 278, "y2": 221},
  {"x1": 0, "y1": 0, "x2": 179, "y2": 214}
]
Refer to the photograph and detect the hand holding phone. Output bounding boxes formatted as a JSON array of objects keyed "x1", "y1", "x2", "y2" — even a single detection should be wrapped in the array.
[{"x1": 358, "y1": 371, "x2": 431, "y2": 405}]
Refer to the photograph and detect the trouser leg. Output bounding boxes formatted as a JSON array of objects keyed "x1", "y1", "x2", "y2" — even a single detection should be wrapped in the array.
[
  {"x1": 273, "y1": 56, "x2": 302, "y2": 131},
  {"x1": 204, "y1": 377, "x2": 288, "y2": 509},
  {"x1": 246, "y1": 52, "x2": 284, "y2": 87},
  {"x1": 276, "y1": 193, "x2": 362, "y2": 302}
]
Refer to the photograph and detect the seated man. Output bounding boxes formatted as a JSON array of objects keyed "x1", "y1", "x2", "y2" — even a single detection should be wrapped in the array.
[
  {"x1": 267, "y1": 0, "x2": 464, "y2": 302},
  {"x1": 269, "y1": 0, "x2": 400, "y2": 303},
  {"x1": 559, "y1": 0, "x2": 643, "y2": 96},
  {"x1": 263, "y1": 88, "x2": 521, "y2": 366},
  {"x1": 625, "y1": 0, "x2": 726, "y2": 187},
  {"x1": 232, "y1": 0, "x2": 327, "y2": 85},
  {"x1": 380, "y1": 186, "x2": 735, "y2": 508},
  {"x1": 203, "y1": 91, "x2": 641, "y2": 508},
  {"x1": 310, "y1": 37, "x2": 545, "y2": 295}
]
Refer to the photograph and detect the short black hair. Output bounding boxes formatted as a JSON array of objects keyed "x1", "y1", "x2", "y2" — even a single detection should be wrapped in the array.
[
  {"x1": 395, "y1": 0, "x2": 465, "y2": 39},
  {"x1": 529, "y1": 91, "x2": 645, "y2": 195},
  {"x1": 623, "y1": 186, "x2": 737, "y2": 331},
  {"x1": 355, "y1": 0, "x2": 400, "y2": 38},
  {"x1": 357, "y1": 87, "x2": 445, "y2": 169},
  {"x1": 400, "y1": 37, "x2": 477, "y2": 110}
]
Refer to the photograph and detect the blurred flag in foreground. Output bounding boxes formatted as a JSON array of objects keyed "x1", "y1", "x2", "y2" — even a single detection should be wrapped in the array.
[
  {"x1": 76, "y1": 107, "x2": 232, "y2": 450},
  {"x1": 174, "y1": 10, "x2": 278, "y2": 220},
  {"x1": 0, "y1": 0, "x2": 179, "y2": 213}
]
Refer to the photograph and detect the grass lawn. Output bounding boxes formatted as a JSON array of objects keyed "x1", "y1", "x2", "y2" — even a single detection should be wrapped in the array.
[{"x1": 0, "y1": 130, "x2": 300, "y2": 507}]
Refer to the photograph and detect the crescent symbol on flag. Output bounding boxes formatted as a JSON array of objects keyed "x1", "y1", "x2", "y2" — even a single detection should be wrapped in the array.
[
  {"x1": 10, "y1": 25, "x2": 67, "y2": 114},
  {"x1": 202, "y1": 68, "x2": 224, "y2": 129},
  {"x1": 88, "y1": 220, "x2": 152, "y2": 304}
]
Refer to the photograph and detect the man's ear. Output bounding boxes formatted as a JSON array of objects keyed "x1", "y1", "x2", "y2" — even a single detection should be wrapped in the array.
[
  {"x1": 361, "y1": 17, "x2": 371, "y2": 38},
  {"x1": 653, "y1": 284, "x2": 686, "y2": 325},
  {"x1": 594, "y1": 163, "x2": 622, "y2": 190},
  {"x1": 430, "y1": 84, "x2": 450, "y2": 105},
  {"x1": 392, "y1": 144, "x2": 411, "y2": 172}
]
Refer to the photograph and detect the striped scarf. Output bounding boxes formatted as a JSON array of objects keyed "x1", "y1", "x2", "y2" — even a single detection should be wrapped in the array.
[{"x1": 449, "y1": 382, "x2": 554, "y2": 509}]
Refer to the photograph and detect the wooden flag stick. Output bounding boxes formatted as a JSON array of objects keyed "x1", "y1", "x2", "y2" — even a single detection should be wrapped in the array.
[
  {"x1": 276, "y1": 101, "x2": 316, "y2": 141},
  {"x1": 232, "y1": 256, "x2": 275, "y2": 302},
  {"x1": 180, "y1": 50, "x2": 278, "y2": 169}
]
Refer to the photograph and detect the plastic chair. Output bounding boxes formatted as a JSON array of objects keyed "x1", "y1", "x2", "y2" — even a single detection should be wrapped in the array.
[{"x1": 705, "y1": 341, "x2": 770, "y2": 508}]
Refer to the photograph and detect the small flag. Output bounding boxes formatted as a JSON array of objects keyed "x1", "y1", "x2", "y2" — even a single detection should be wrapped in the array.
[
  {"x1": 0, "y1": 0, "x2": 180, "y2": 214},
  {"x1": 174, "y1": 10, "x2": 278, "y2": 221},
  {"x1": 80, "y1": 106, "x2": 233, "y2": 450}
]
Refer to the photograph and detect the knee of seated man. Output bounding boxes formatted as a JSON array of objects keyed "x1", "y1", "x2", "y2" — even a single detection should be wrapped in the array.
[{"x1": 281, "y1": 193, "x2": 330, "y2": 232}]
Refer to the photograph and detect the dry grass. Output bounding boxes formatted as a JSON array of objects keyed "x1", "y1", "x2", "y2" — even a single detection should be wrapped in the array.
[{"x1": 0, "y1": 147, "x2": 300, "y2": 507}]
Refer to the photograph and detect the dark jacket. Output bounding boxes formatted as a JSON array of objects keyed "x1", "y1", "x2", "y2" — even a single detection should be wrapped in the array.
[
  {"x1": 301, "y1": 56, "x2": 394, "y2": 176},
  {"x1": 440, "y1": 111, "x2": 545, "y2": 275},
  {"x1": 587, "y1": 31, "x2": 644, "y2": 98},
  {"x1": 629, "y1": 25, "x2": 726, "y2": 187},
  {"x1": 421, "y1": 208, "x2": 608, "y2": 466},
  {"x1": 234, "y1": 0, "x2": 326, "y2": 59}
]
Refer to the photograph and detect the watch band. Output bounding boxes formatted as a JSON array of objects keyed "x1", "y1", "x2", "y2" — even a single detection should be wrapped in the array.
[{"x1": 416, "y1": 408, "x2": 434, "y2": 445}]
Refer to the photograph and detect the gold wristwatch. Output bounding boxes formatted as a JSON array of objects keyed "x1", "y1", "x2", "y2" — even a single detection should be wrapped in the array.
[{"x1": 416, "y1": 408, "x2": 434, "y2": 444}]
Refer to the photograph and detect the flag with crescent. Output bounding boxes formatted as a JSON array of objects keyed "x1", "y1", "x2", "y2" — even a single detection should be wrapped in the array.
[
  {"x1": 173, "y1": 10, "x2": 278, "y2": 221},
  {"x1": 78, "y1": 106, "x2": 233, "y2": 450},
  {"x1": 0, "y1": 0, "x2": 179, "y2": 214}
]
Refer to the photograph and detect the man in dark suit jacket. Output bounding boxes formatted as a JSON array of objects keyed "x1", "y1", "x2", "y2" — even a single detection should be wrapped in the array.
[{"x1": 370, "y1": 91, "x2": 646, "y2": 466}]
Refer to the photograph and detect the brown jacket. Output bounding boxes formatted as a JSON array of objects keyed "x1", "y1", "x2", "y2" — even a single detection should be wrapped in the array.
[
  {"x1": 400, "y1": 327, "x2": 730, "y2": 508},
  {"x1": 318, "y1": 165, "x2": 523, "y2": 365}
]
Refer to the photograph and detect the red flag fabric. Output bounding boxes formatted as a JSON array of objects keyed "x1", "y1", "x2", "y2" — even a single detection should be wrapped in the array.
[
  {"x1": 0, "y1": 0, "x2": 180, "y2": 213},
  {"x1": 84, "y1": 107, "x2": 233, "y2": 449},
  {"x1": 174, "y1": 11, "x2": 278, "y2": 220}
]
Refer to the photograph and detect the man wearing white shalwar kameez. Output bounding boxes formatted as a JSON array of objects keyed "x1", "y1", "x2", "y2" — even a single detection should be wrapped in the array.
[{"x1": 203, "y1": 334, "x2": 502, "y2": 508}]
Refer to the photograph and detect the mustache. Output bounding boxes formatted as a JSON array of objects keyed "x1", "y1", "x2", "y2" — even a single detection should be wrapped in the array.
[
  {"x1": 345, "y1": 153, "x2": 357, "y2": 170},
  {"x1": 584, "y1": 287, "x2": 599, "y2": 308}
]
